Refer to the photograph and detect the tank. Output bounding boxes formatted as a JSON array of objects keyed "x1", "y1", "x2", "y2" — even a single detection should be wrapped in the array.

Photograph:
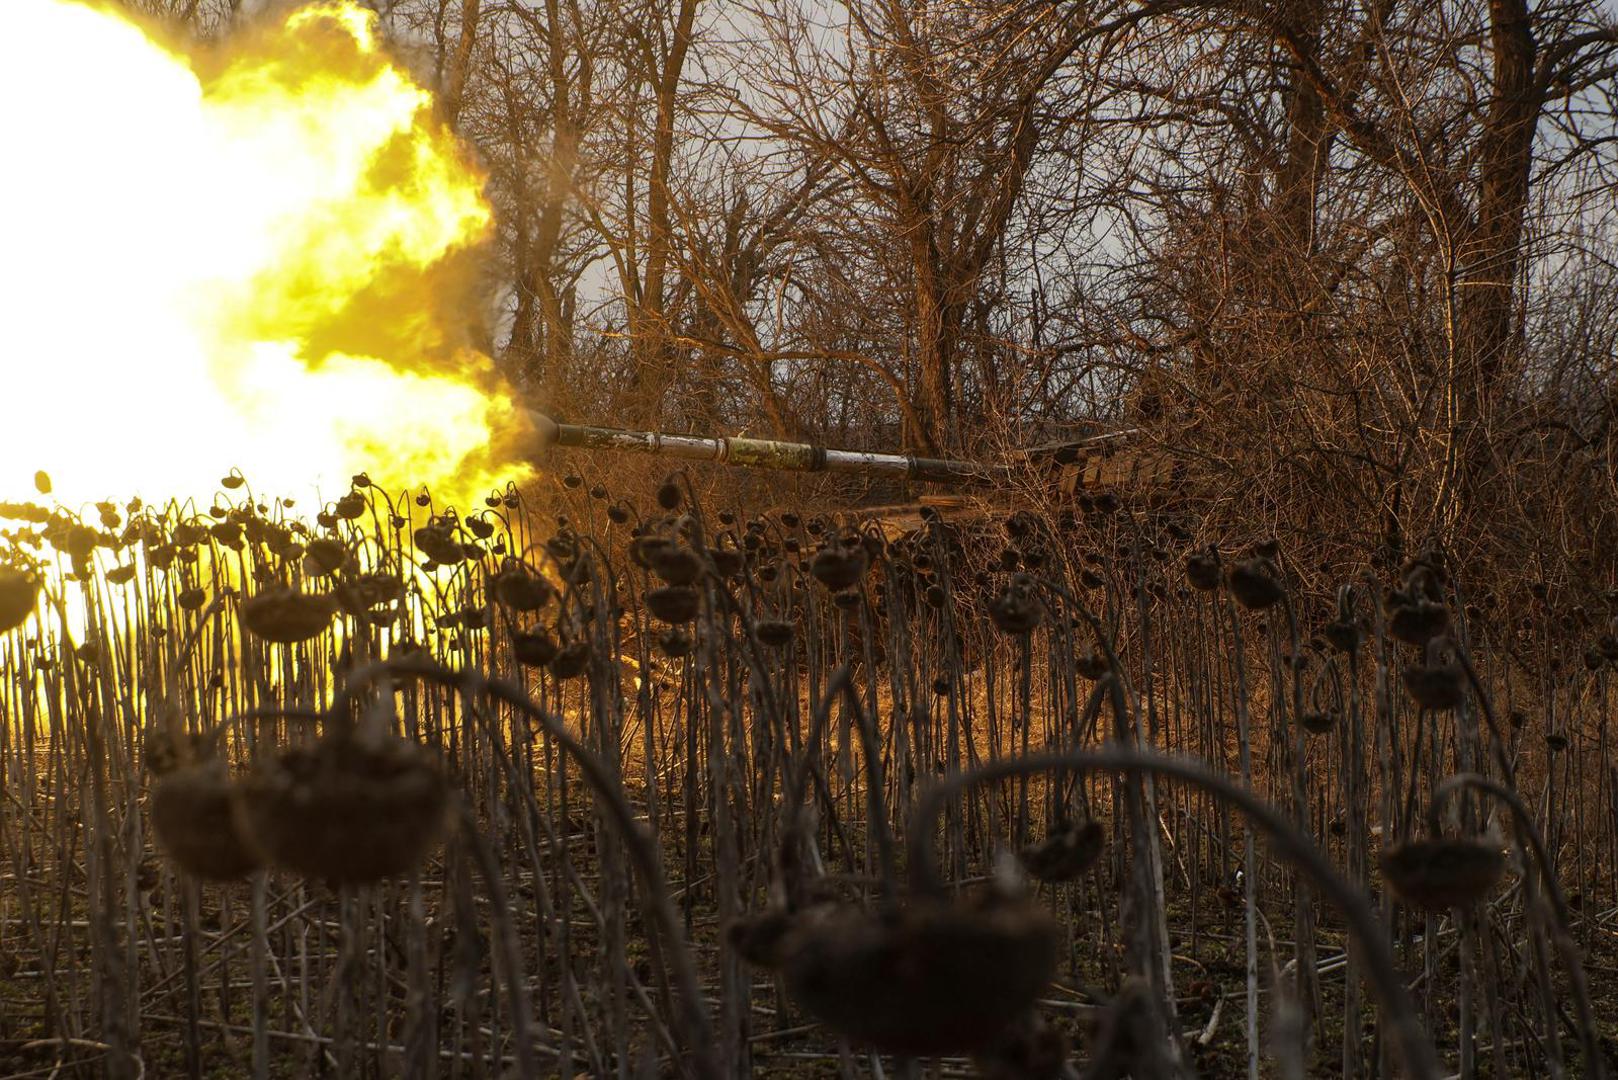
[
  {"x1": 527, "y1": 409, "x2": 1181, "y2": 574},
  {"x1": 526, "y1": 411, "x2": 1176, "y2": 530}
]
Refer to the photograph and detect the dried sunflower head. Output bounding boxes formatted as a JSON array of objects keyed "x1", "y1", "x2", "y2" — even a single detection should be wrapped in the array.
[
  {"x1": 1381, "y1": 837, "x2": 1505, "y2": 911},
  {"x1": 809, "y1": 539, "x2": 868, "y2": 592},
  {"x1": 778, "y1": 894, "x2": 1059, "y2": 1056},
  {"x1": 1226, "y1": 557, "x2": 1284, "y2": 610},
  {"x1": 549, "y1": 639, "x2": 592, "y2": 679},
  {"x1": 236, "y1": 733, "x2": 448, "y2": 886},
  {"x1": 649, "y1": 544, "x2": 703, "y2": 586},
  {"x1": 756, "y1": 619, "x2": 795, "y2": 649},
  {"x1": 493, "y1": 564, "x2": 553, "y2": 612},
  {"x1": 1019, "y1": 818, "x2": 1105, "y2": 883},
  {"x1": 512, "y1": 628, "x2": 559, "y2": 668},
  {"x1": 1386, "y1": 592, "x2": 1449, "y2": 646},
  {"x1": 241, "y1": 587, "x2": 337, "y2": 644},
  {"x1": 1184, "y1": 550, "x2": 1221, "y2": 592},
  {"x1": 646, "y1": 585, "x2": 700, "y2": 624},
  {"x1": 1300, "y1": 709, "x2": 1340, "y2": 735},
  {"x1": 153, "y1": 761, "x2": 262, "y2": 881},
  {"x1": 1401, "y1": 661, "x2": 1466, "y2": 710},
  {"x1": 0, "y1": 567, "x2": 39, "y2": 633},
  {"x1": 988, "y1": 574, "x2": 1043, "y2": 636}
]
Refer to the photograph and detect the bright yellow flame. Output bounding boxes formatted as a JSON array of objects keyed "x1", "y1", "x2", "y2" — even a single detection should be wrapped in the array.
[{"x1": 1, "y1": 0, "x2": 529, "y2": 509}]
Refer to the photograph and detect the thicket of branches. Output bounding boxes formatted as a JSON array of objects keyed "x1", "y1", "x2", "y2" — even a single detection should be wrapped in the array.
[{"x1": 140, "y1": 0, "x2": 1618, "y2": 574}]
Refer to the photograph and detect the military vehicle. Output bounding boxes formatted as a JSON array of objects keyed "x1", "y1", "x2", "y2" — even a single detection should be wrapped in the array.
[{"x1": 528, "y1": 411, "x2": 1174, "y2": 534}]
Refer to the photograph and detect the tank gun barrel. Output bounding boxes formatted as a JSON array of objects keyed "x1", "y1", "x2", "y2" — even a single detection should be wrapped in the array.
[{"x1": 528, "y1": 412, "x2": 1003, "y2": 485}]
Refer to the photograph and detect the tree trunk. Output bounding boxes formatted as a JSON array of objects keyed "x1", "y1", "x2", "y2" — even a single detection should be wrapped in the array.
[
  {"x1": 909, "y1": 211, "x2": 952, "y2": 454},
  {"x1": 1449, "y1": 0, "x2": 1539, "y2": 517},
  {"x1": 633, "y1": 0, "x2": 700, "y2": 420},
  {"x1": 533, "y1": 0, "x2": 577, "y2": 398},
  {"x1": 441, "y1": 0, "x2": 481, "y2": 125},
  {"x1": 1459, "y1": 0, "x2": 1537, "y2": 390}
]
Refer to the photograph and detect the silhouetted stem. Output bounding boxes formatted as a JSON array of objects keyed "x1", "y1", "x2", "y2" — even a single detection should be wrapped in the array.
[
  {"x1": 454, "y1": 797, "x2": 538, "y2": 1080},
  {"x1": 1430, "y1": 774, "x2": 1605, "y2": 1080},
  {"x1": 307, "y1": 656, "x2": 722, "y2": 1080},
  {"x1": 781, "y1": 665, "x2": 899, "y2": 904},
  {"x1": 909, "y1": 746, "x2": 1442, "y2": 1080},
  {"x1": 1452, "y1": 644, "x2": 1516, "y2": 785}
]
